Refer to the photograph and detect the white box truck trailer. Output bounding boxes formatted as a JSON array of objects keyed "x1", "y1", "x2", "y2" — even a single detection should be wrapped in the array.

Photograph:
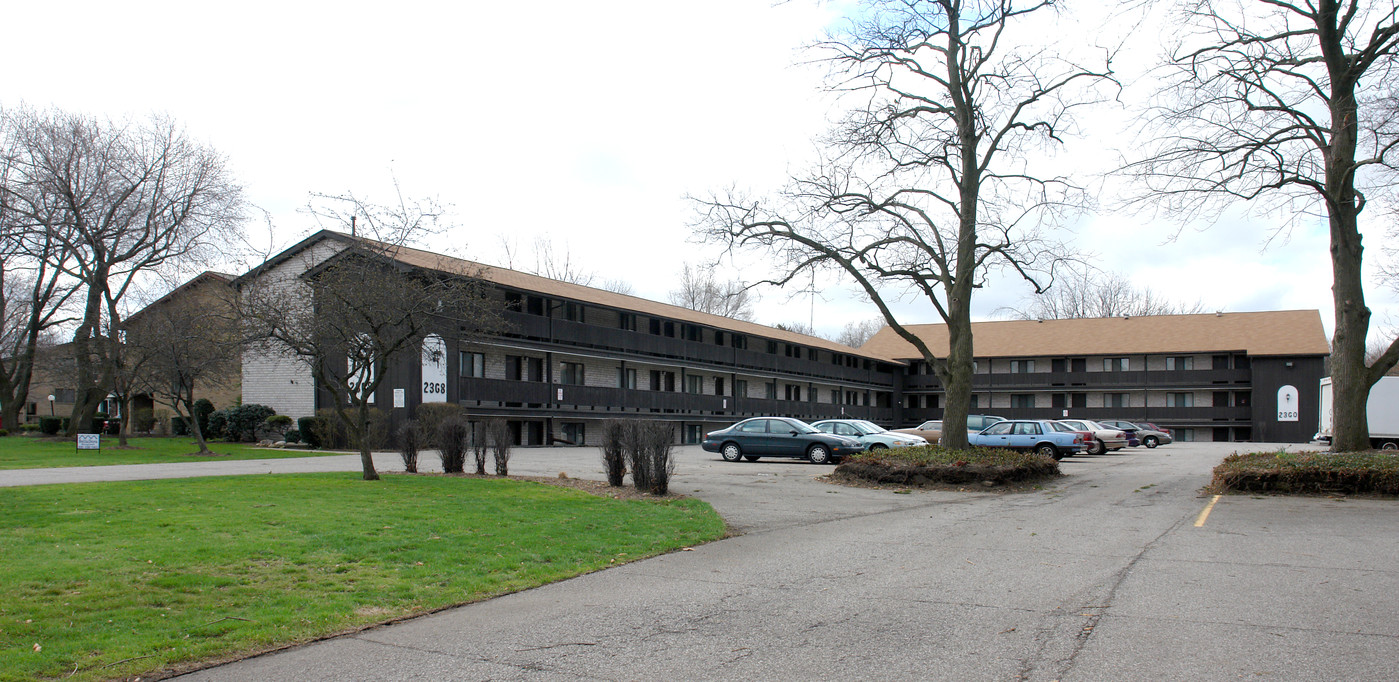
[{"x1": 1316, "y1": 376, "x2": 1399, "y2": 450}]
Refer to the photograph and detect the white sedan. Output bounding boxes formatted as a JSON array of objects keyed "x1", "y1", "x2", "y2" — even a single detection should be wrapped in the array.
[
  {"x1": 1057, "y1": 419, "x2": 1130, "y2": 455},
  {"x1": 811, "y1": 419, "x2": 929, "y2": 451}
]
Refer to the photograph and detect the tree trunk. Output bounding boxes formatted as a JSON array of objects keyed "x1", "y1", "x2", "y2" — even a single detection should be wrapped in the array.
[
  {"x1": 356, "y1": 402, "x2": 379, "y2": 480},
  {"x1": 1328, "y1": 204, "x2": 1371, "y2": 452}
]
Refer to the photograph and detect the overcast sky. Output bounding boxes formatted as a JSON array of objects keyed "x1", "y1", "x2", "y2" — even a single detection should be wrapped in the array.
[{"x1": 4, "y1": 0, "x2": 1392, "y2": 342}]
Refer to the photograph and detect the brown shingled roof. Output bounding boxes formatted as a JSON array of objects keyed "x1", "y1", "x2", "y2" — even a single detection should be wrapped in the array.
[
  {"x1": 860, "y1": 311, "x2": 1330, "y2": 359},
  {"x1": 253, "y1": 230, "x2": 895, "y2": 362}
]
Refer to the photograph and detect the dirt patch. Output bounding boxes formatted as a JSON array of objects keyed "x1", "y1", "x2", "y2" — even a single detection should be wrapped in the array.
[{"x1": 393, "y1": 471, "x2": 681, "y2": 501}]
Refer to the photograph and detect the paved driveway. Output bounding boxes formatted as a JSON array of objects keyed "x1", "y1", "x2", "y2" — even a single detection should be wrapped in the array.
[{"x1": 14, "y1": 442, "x2": 1398, "y2": 680}]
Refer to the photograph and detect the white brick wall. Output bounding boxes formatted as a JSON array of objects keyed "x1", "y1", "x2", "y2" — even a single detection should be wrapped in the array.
[{"x1": 241, "y1": 240, "x2": 347, "y2": 419}]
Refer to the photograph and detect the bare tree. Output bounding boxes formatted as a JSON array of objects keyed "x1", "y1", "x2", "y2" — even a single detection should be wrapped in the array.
[
  {"x1": 1124, "y1": 0, "x2": 1399, "y2": 451},
  {"x1": 0, "y1": 227, "x2": 79, "y2": 432},
  {"x1": 667, "y1": 263, "x2": 758, "y2": 321},
  {"x1": 695, "y1": 0, "x2": 1115, "y2": 447},
  {"x1": 0, "y1": 107, "x2": 244, "y2": 435},
  {"x1": 123, "y1": 273, "x2": 240, "y2": 454},
  {"x1": 242, "y1": 200, "x2": 502, "y2": 480},
  {"x1": 1000, "y1": 268, "x2": 1206, "y2": 320},
  {"x1": 837, "y1": 317, "x2": 885, "y2": 347}
]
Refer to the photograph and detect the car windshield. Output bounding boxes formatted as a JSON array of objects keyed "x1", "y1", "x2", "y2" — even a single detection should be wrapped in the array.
[
  {"x1": 850, "y1": 420, "x2": 885, "y2": 435},
  {"x1": 919, "y1": 421, "x2": 942, "y2": 430},
  {"x1": 785, "y1": 420, "x2": 820, "y2": 434},
  {"x1": 1050, "y1": 422, "x2": 1077, "y2": 432}
]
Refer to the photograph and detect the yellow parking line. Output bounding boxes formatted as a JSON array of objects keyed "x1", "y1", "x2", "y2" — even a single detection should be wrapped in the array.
[{"x1": 1194, "y1": 494, "x2": 1222, "y2": 527}]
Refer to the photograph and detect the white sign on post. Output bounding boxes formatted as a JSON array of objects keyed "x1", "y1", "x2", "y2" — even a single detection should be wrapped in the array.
[
  {"x1": 76, "y1": 433, "x2": 101, "y2": 451},
  {"x1": 393, "y1": 388, "x2": 406, "y2": 409}
]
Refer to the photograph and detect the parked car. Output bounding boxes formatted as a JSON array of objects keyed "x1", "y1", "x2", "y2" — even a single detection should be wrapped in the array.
[
  {"x1": 812, "y1": 419, "x2": 929, "y2": 450},
  {"x1": 891, "y1": 420, "x2": 942, "y2": 443},
  {"x1": 701, "y1": 417, "x2": 866, "y2": 464},
  {"x1": 968, "y1": 419, "x2": 1087, "y2": 460},
  {"x1": 966, "y1": 414, "x2": 1007, "y2": 433},
  {"x1": 1057, "y1": 419, "x2": 1129, "y2": 455},
  {"x1": 1099, "y1": 419, "x2": 1172, "y2": 448}
]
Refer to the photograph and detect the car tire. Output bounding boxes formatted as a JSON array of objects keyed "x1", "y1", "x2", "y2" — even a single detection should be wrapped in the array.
[
  {"x1": 1088, "y1": 439, "x2": 1105, "y2": 455},
  {"x1": 1036, "y1": 443, "x2": 1061, "y2": 460},
  {"x1": 721, "y1": 443, "x2": 742, "y2": 462},
  {"x1": 808, "y1": 444, "x2": 831, "y2": 464},
  {"x1": 1144, "y1": 436, "x2": 1159, "y2": 448},
  {"x1": 868, "y1": 443, "x2": 887, "y2": 451}
]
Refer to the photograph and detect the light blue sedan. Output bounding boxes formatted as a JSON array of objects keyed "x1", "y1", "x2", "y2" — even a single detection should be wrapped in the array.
[
  {"x1": 968, "y1": 419, "x2": 1086, "y2": 460},
  {"x1": 811, "y1": 419, "x2": 929, "y2": 451}
]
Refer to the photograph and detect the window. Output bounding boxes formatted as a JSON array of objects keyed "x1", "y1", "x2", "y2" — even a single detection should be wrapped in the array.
[
  {"x1": 984, "y1": 421, "x2": 1014, "y2": 435},
  {"x1": 684, "y1": 424, "x2": 703, "y2": 444},
  {"x1": 767, "y1": 340, "x2": 778, "y2": 354},
  {"x1": 459, "y1": 351, "x2": 485, "y2": 378},
  {"x1": 562, "y1": 301, "x2": 585, "y2": 323},
  {"x1": 1235, "y1": 391, "x2": 1251, "y2": 406},
  {"x1": 1104, "y1": 357, "x2": 1129, "y2": 372},
  {"x1": 1072, "y1": 393, "x2": 1087, "y2": 408},
  {"x1": 650, "y1": 370, "x2": 676, "y2": 392},
  {"x1": 618, "y1": 313, "x2": 637, "y2": 331},
  {"x1": 1071, "y1": 358, "x2": 1086, "y2": 372},
  {"x1": 507, "y1": 356, "x2": 543, "y2": 382},
  {"x1": 683, "y1": 324, "x2": 701, "y2": 342},
  {"x1": 970, "y1": 394, "x2": 980, "y2": 409},
  {"x1": 649, "y1": 318, "x2": 662, "y2": 335},
  {"x1": 1167, "y1": 392, "x2": 1194, "y2": 407},
  {"x1": 1011, "y1": 394, "x2": 1035, "y2": 409},
  {"x1": 1010, "y1": 360, "x2": 1035, "y2": 374},
  {"x1": 808, "y1": 347, "x2": 818, "y2": 361},
  {"x1": 714, "y1": 377, "x2": 725, "y2": 395},
  {"x1": 735, "y1": 379, "x2": 748, "y2": 397},
  {"x1": 765, "y1": 383, "x2": 776, "y2": 400},
  {"x1": 560, "y1": 422, "x2": 585, "y2": 445},
  {"x1": 731, "y1": 334, "x2": 747, "y2": 350},
  {"x1": 1165, "y1": 356, "x2": 1193, "y2": 371},
  {"x1": 1105, "y1": 392, "x2": 1129, "y2": 408},
  {"x1": 1014, "y1": 422, "x2": 1042, "y2": 435},
  {"x1": 664, "y1": 321, "x2": 676, "y2": 338},
  {"x1": 714, "y1": 331, "x2": 726, "y2": 346},
  {"x1": 560, "y1": 362, "x2": 585, "y2": 386},
  {"x1": 526, "y1": 296, "x2": 545, "y2": 316},
  {"x1": 784, "y1": 384, "x2": 803, "y2": 402},
  {"x1": 1178, "y1": 428, "x2": 1195, "y2": 442},
  {"x1": 618, "y1": 367, "x2": 637, "y2": 390},
  {"x1": 686, "y1": 375, "x2": 703, "y2": 394},
  {"x1": 504, "y1": 291, "x2": 523, "y2": 310}
]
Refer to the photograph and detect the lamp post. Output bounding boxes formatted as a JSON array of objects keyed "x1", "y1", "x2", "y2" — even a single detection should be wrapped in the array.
[{"x1": 47, "y1": 394, "x2": 55, "y2": 416}]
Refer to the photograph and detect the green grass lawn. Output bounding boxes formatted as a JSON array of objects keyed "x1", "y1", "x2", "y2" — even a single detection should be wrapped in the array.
[
  {"x1": 0, "y1": 435, "x2": 345, "y2": 469},
  {"x1": 0, "y1": 473, "x2": 726, "y2": 681}
]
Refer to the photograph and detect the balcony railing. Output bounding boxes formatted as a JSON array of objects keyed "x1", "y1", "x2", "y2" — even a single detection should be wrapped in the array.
[
  {"x1": 496, "y1": 310, "x2": 896, "y2": 388},
  {"x1": 903, "y1": 368, "x2": 1254, "y2": 391}
]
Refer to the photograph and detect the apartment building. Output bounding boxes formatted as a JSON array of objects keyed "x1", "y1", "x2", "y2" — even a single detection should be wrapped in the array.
[
  {"x1": 237, "y1": 231, "x2": 901, "y2": 446},
  {"x1": 864, "y1": 313, "x2": 1330, "y2": 442},
  {"x1": 239, "y1": 231, "x2": 1329, "y2": 445}
]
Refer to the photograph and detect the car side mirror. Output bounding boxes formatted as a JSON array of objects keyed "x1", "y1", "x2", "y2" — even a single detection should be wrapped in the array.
[{"x1": 790, "y1": 430, "x2": 799, "y2": 436}]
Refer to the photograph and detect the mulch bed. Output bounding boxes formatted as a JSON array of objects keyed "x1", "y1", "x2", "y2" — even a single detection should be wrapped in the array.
[{"x1": 830, "y1": 458, "x2": 1061, "y2": 491}]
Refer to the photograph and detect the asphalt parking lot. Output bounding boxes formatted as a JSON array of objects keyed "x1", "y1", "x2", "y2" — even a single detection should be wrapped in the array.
[{"x1": 15, "y1": 441, "x2": 1395, "y2": 680}]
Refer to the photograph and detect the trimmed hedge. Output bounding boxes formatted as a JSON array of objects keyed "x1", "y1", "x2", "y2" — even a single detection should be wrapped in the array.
[
  {"x1": 834, "y1": 446, "x2": 1061, "y2": 486},
  {"x1": 1211, "y1": 450, "x2": 1399, "y2": 496}
]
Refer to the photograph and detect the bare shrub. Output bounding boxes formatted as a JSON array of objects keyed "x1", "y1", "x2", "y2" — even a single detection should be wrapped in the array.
[
  {"x1": 414, "y1": 403, "x2": 462, "y2": 449},
  {"x1": 600, "y1": 420, "x2": 628, "y2": 487},
  {"x1": 397, "y1": 420, "x2": 420, "y2": 473},
  {"x1": 486, "y1": 418, "x2": 512, "y2": 476},
  {"x1": 625, "y1": 421, "x2": 675, "y2": 495},
  {"x1": 470, "y1": 421, "x2": 488, "y2": 475},
  {"x1": 438, "y1": 415, "x2": 470, "y2": 474}
]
